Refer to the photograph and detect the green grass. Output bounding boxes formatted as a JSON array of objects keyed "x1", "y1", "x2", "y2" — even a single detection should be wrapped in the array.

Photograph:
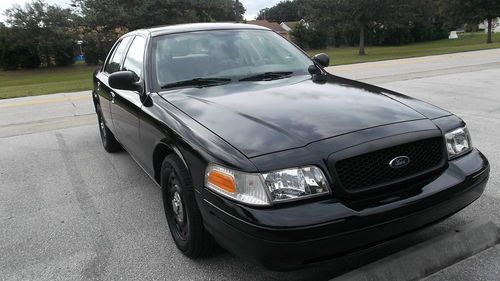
[
  {"x1": 0, "y1": 64, "x2": 96, "y2": 99},
  {"x1": 309, "y1": 32, "x2": 500, "y2": 65},
  {"x1": 0, "y1": 32, "x2": 499, "y2": 99}
]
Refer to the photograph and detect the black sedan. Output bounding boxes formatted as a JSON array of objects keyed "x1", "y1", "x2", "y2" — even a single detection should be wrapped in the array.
[{"x1": 92, "y1": 23, "x2": 490, "y2": 270}]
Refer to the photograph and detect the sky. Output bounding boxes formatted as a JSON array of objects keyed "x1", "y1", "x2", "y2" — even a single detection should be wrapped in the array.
[{"x1": 0, "y1": 0, "x2": 282, "y2": 22}]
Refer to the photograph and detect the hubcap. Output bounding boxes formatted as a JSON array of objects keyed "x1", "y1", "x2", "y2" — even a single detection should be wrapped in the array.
[
  {"x1": 171, "y1": 190, "x2": 184, "y2": 223},
  {"x1": 166, "y1": 172, "x2": 189, "y2": 240}
]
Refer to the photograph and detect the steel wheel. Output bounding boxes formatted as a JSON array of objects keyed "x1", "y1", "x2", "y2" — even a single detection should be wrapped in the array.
[
  {"x1": 166, "y1": 171, "x2": 189, "y2": 241},
  {"x1": 160, "y1": 155, "x2": 215, "y2": 257}
]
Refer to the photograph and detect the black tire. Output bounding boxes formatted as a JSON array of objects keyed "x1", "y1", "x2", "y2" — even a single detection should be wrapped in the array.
[
  {"x1": 96, "y1": 104, "x2": 123, "y2": 153},
  {"x1": 161, "y1": 154, "x2": 214, "y2": 258}
]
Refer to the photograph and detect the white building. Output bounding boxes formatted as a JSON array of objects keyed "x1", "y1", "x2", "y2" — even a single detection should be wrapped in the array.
[
  {"x1": 479, "y1": 18, "x2": 500, "y2": 33},
  {"x1": 280, "y1": 19, "x2": 308, "y2": 32}
]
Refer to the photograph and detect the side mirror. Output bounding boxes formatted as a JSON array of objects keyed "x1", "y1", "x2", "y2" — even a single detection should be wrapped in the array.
[
  {"x1": 313, "y1": 53, "x2": 330, "y2": 68},
  {"x1": 109, "y1": 71, "x2": 143, "y2": 93}
]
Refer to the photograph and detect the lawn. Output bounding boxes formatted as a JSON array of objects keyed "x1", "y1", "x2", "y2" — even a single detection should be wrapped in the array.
[
  {"x1": 309, "y1": 32, "x2": 500, "y2": 65},
  {"x1": 0, "y1": 63, "x2": 97, "y2": 99},
  {"x1": 0, "y1": 32, "x2": 499, "y2": 99}
]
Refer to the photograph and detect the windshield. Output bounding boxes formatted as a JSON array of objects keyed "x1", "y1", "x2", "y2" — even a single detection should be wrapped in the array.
[{"x1": 152, "y1": 29, "x2": 313, "y2": 89}]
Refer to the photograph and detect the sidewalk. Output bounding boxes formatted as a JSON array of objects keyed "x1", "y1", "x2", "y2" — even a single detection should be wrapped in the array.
[{"x1": 0, "y1": 91, "x2": 94, "y2": 138}]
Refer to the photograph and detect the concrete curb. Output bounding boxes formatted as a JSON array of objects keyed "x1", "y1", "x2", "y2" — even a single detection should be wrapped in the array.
[{"x1": 331, "y1": 220, "x2": 500, "y2": 281}]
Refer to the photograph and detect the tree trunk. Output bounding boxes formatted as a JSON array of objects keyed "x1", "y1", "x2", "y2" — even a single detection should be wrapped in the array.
[
  {"x1": 359, "y1": 24, "x2": 366, "y2": 56},
  {"x1": 487, "y1": 17, "x2": 493, "y2": 44}
]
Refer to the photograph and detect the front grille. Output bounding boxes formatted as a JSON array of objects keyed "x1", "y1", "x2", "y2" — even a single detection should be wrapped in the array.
[{"x1": 335, "y1": 137, "x2": 444, "y2": 191}]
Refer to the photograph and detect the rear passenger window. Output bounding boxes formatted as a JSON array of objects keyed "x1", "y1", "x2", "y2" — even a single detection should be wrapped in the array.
[
  {"x1": 123, "y1": 36, "x2": 146, "y2": 78},
  {"x1": 104, "y1": 36, "x2": 132, "y2": 74}
]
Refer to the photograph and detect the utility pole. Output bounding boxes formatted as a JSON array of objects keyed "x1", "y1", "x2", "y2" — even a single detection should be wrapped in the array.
[{"x1": 235, "y1": 0, "x2": 240, "y2": 22}]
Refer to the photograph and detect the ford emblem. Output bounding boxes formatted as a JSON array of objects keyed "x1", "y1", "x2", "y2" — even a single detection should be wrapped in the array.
[{"x1": 389, "y1": 156, "x2": 410, "y2": 168}]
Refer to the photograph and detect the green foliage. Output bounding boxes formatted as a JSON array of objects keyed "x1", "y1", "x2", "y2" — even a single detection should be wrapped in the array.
[
  {"x1": 369, "y1": 0, "x2": 449, "y2": 45},
  {"x1": 438, "y1": 0, "x2": 500, "y2": 43},
  {"x1": 301, "y1": 0, "x2": 451, "y2": 53},
  {"x1": 0, "y1": 25, "x2": 41, "y2": 70},
  {"x1": 72, "y1": 0, "x2": 246, "y2": 64},
  {"x1": 257, "y1": 0, "x2": 304, "y2": 22},
  {"x1": 73, "y1": 0, "x2": 245, "y2": 31},
  {"x1": 0, "y1": 0, "x2": 76, "y2": 70},
  {"x1": 81, "y1": 30, "x2": 119, "y2": 65}
]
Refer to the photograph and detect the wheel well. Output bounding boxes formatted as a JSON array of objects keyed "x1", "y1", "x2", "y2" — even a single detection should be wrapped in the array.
[{"x1": 153, "y1": 143, "x2": 174, "y2": 184}]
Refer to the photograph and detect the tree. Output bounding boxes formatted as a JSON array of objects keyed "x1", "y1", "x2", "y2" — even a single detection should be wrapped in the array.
[
  {"x1": 303, "y1": 0, "x2": 390, "y2": 55},
  {"x1": 73, "y1": 0, "x2": 245, "y2": 31},
  {"x1": 2, "y1": 0, "x2": 76, "y2": 68},
  {"x1": 72, "y1": 0, "x2": 246, "y2": 63},
  {"x1": 301, "y1": 0, "x2": 445, "y2": 53},
  {"x1": 439, "y1": 0, "x2": 500, "y2": 43},
  {"x1": 370, "y1": 0, "x2": 448, "y2": 46},
  {"x1": 257, "y1": 0, "x2": 304, "y2": 22}
]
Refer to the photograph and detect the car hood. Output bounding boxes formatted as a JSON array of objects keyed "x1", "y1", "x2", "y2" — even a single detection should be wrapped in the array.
[{"x1": 161, "y1": 75, "x2": 449, "y2": 158}]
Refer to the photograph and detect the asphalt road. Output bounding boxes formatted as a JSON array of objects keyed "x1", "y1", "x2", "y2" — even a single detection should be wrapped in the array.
[{"x1": 1, "y1": 49, "x2": 499, "y2": 280}]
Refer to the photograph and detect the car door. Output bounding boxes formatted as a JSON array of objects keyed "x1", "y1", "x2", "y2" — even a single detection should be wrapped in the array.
[
  {"x1": 96, "y1": 36, "x2": 133, "y2": 130},
  {"x1": 109, "y1": 35, "x2": 147, "y2": 157}
]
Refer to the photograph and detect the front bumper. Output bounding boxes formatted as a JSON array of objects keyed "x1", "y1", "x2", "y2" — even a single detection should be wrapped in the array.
[{"x1": 199, "y1": 149, "x2": 489, "y2": 270}]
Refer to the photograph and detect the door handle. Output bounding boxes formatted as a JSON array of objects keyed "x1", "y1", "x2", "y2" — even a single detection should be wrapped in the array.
[{"x1": 110, "y1": 91, "x2": 116, "y2": 104}]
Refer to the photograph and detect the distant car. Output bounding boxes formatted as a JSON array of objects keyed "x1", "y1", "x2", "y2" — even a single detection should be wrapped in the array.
[{"x1": 92, "y1": 23, "x2": 490, "y2": 270}]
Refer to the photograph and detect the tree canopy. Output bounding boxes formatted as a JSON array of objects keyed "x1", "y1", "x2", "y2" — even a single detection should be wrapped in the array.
[
  {"x1": 72, "y1": 0, "x2": 245, "y2": 31},
  {"x1": 0, "y1": 0, "x2": 248, "y2": 69},
  {"x1": 296, "y1": 0, "x2": 449, "y2": 53},
  {"x1": 0, "y1": 0, "x2": 498, "y2": 70},
  {"x1": 257, "y1": 0, "x2": 303, "y2": 22},
  {"x1": 0, "y1": 0, "x2": 75, "y2": 69},
  {"x1": 439, "y1": 0, "x2": 500, "y2": 43}
]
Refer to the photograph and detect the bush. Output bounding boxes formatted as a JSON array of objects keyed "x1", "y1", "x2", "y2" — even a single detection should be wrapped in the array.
[
  {"x1": 54, "y1": 45, "x2": 75, "y2": 67},
  {"x1": 17, "y1": 47, "x2": 41, "y2": 69},
  {"x1": 0, "y1": 27, "x2": 41, "y2": 70},
  {"x1": 82, "y1": 30, "x2": 118, "y2": 65},
  {"x1": 0, "y1": 49, "x2": 20, "y2": 70}
]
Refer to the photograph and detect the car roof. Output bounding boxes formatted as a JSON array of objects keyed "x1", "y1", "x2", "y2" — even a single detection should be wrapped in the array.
[{"x1": 129, "y1": 22, "x2": 270, "y2": 37}]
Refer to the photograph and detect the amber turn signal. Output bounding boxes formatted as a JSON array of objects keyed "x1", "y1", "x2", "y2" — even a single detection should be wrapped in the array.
[{"x1": 207, "y1": 170, "x2": 236, "y2": 193}]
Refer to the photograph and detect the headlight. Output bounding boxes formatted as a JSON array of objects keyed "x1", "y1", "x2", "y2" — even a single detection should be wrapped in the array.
[
  {"x1": 262, "y1": 166, "x2": 330, "y2": 202},
  {"x1": 445, "y1": 126, "x2": 472, "y2": 159},
  {"x1": 205, "y1": 164, "x2": 330, "y2": 206}
]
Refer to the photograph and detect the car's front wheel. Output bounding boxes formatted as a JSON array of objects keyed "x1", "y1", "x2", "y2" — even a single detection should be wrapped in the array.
[{"x1": 161, "y1": 154, "x2": 214, "y2": 257}]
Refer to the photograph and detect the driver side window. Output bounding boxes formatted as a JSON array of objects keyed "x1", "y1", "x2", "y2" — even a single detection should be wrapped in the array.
[
  {"x1": 123, "y1": 36, "x2": 146, "y2": 78},
  {"x1": 104, "y1": 36, "x2": 132, "y2": 74}
]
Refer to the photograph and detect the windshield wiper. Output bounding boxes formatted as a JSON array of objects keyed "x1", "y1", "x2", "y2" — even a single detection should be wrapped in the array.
[
  {"x1": 161, "y1": 77, "x2": 231, "y2": 90},
  {"x1": 239, "y1": 72, "x2": 293, "y2": 82}
]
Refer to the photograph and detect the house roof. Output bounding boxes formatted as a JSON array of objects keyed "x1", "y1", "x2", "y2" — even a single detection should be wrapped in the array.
[{"x1": 246, "y1": 20, "x2": 287, "y2": 33}]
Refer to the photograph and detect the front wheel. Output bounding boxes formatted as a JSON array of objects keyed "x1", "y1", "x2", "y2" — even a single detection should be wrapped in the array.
[{"x1": 161, "y1": 155, "x2": 214, "y2": 258}]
